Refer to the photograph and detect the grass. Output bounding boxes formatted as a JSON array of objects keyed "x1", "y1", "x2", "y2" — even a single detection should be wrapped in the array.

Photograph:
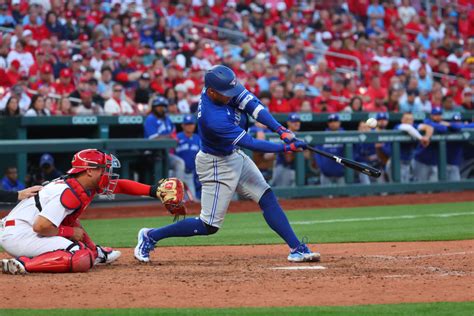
[
  {"x1": 81, "y1": 201, "x2": 474, "y2": 248},
  {"x1": 2, "y1": 302, "x2": 474, "y2": 316}
]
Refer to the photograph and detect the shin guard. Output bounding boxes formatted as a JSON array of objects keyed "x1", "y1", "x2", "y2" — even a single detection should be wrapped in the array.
[{"x1": 18, "y1": 243, "x2": 94, "y2": 273}]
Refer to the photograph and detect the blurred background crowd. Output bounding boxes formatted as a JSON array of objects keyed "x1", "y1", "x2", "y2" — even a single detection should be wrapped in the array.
[{"x1": 0, "y1": 0, "x2": 473, "y2": 117}]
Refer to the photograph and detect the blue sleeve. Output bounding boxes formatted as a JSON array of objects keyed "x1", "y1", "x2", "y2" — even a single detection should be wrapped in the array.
[
  {"x1": 230, "y1": 89, "x2": 281, "y2": 132},
  {"x1": 236, "y1": 133, "x2": 285, "y2": 152},
  {"x1": 429, "y1": 122, "x2": 449, "y2": 133},
  {"x1": 461, "y1": 123, "x2": 474, "y2": 129},
  {"x1": 144, "y1": 116, "x2": 158, "y2": 139},
  {"x1": 448, "y1": 123, "x2": 463, "y2": 132}
]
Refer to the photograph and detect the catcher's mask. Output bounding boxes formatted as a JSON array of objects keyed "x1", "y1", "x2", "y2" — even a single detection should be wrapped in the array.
[{"x1": 67, "y1": 149, "x2": 121, "y2": 197}]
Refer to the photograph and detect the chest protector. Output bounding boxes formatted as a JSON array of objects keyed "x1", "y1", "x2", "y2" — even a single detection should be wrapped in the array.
[{"x1": 60, "y1": 177, "x2": 96, "y2": 226}]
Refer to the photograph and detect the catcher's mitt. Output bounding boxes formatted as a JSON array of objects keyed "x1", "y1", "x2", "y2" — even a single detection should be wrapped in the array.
[{"x1": 150, "y1": 178, "x2": 186, "y2": 221}]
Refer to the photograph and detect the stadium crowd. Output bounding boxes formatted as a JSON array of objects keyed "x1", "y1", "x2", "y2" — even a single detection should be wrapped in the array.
[{"x1": 0, "y1": 0, "x2": 473, "y2": 116}]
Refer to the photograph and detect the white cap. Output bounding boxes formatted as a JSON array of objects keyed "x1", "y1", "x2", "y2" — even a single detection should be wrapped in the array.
[
  {"x1": 72, "y1": 54, "x2": 83, "y2": 62},
  {"x1": 276, "y1": 2, "x2": 287, "y2": 11},
  {"x1": 22, "y1": 29, "x2": 33, "y2": 37},
  {"x1": 277, "y1": 57, "x2": 289, "y2": 65},
  {"x1": 184, "y1": 79, "x2": 195, "y2": 90},
  {"x1": 322, "y1": 31, "x2": 332, "y2": 40},
  {"x1": 175, "y1": 83, "x2": 188, "y2": 93}
]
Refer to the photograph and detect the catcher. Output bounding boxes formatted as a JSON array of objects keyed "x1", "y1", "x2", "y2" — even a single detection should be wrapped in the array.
[{"x1": 0, "y1": 149, "x2": 184, "y2": 275}]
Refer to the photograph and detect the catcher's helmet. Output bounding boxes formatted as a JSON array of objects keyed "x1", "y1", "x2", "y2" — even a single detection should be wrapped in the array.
[
  {"x1": 204, "y1": 65, "x2": 244, "y2": 97},
  {"x1": 67, "y1": 149, "x2": 120, "y2": 196}
]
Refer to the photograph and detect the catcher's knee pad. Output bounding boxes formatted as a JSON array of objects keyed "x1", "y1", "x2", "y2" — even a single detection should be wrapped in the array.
[
  {"x1": 18, "y1": 242, "x2": 94, "y2": 273},
  {"x1": 204, "y1": 223, "x2": 219, "y2": 235}
]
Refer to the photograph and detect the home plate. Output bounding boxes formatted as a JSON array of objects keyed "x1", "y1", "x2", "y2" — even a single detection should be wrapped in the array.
[{"x1": 270, "y1": 265, "x2": 327, "y2": 270}]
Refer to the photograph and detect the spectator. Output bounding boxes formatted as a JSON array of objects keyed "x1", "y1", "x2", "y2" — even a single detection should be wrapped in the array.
[
  {"x1": 97, "y1": 66, "x2": 115, "y2": 99},
  {"x1": 366, "y1": 0, "x2": 385, "y2": 30},
  {"x1": 1, "y1": 167, "x2": 25, "y2": 192},
  {"x1": 0, "y1": 96, "x2": 20, "y2": 116},
  {"x1": 134, "y1": 73, "x2": 153, "y2": 106},
  {"x1": 75, "y1": 91, "x2": 104, "y2": 115},
  {"x1": 288, "y1": 84, "x2": 308, "y2": 112},
  {"x1": 175, "y1": 114, "x2": 201, "y2": 200},
  {"x1": 44, "y1": 11, "x2": 63, "y2": 39},
  {"x1": 37, "y1": 153, "x2": 63, "y2": 183},
  {"x1": 24, "y1": 95, "x2": 51, "y2": 117},
  {"x1": 397, "y1": 0, "x2": 416, "y2": 25},
  {"x1": 55, "y1": 97, "x2": 74, "y2": 116},
  {"x1": 0, "y1": 3, "x2": 16, "y2": 27},
  {"x1": 417, "y1": 67, "x2": 433, "y2": 92},
  {"x1": 0, "y1": 84, "x2": 31, "y2": 114},
  {"x1": 416, "y1": 25, "x2": 434, "y2": 50},
  {"x1": 175, "y1": 83, "x2": 191, "y2": 114},
  {"x1": 314, "y1": 114, "x2": 345, "y2": 186},
  {"x1": 53, "y1": 68, "x2": 75, "y2": 96},
  {"x1": 104, "y1": 83, "x2": 134, "y2": 115},
  {"x1": 399, "y1": 89, "x2": 423, "y2": 113},
  {"x1": 442, "y1": 95, "x2": 464, "y2": 112},
  {"x1": 89, "y1": 78, "x2": 105, "y2": 108},
  {"x1": 418, "y1": 90, "x2": 432, "y2": 113},
  {"x1": 344, "y1": 96, "x2": 364, "y2": 112},
  {"x1": 269, "y1": 84, "x2": 292, "y2": 113},
  {"x1": 7, "y1": 39, "x2": 34, "y2": 73}
]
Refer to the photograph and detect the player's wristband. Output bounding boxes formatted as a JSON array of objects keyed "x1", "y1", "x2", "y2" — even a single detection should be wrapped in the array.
[
  {"x1": 283, "y1": 143, "x2": 297, "y2": 152},
  {"x1": 149, "y1": 184, "x2": 158, "y2": 198},
  {"x1": 57, "y1": 226, "x2": 75, "y2": 238}
]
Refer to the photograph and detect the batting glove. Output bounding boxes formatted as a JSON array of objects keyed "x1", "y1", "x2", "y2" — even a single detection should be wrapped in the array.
[
  {"x1": 276, "y1": 126, "x2": 296, "y2": 144},
  {"x1": 284, "y1": 140, "x2": 307, "y2": 152}
]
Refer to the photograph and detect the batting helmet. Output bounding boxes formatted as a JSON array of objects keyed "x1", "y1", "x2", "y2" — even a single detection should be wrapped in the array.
[
  {"x1": 204, "y1": 65, "x2": 244, "y2": 97},
  {"x1": 67, "y1": 149, "x2": 120, "y2": 196}
]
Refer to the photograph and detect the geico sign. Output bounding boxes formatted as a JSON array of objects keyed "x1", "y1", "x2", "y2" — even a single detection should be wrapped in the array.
[
  {"x1": 72, "y1": 116, "x2": 98, "y2": 125},
  {"x1": 118, "y1": 116, "x2": 143, "y2": 124}
]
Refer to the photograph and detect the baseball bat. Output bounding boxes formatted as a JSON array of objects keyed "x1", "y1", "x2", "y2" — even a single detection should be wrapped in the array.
[{"x1": 305, "y1": 144, "x2": 382, "y2": 178}]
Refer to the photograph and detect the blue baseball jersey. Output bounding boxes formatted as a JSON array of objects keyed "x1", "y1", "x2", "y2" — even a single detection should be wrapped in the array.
[
  {"x1": 314, "y1": 128, "x2": 345, "y2": 177},
  {"x1": 354, "y1": 142, "x2": 378, "y2": 167},
  {"x1": 175, "y1": 132, "x2": 201, "y2": 172},
  {"x1": 143, "y1": 114, "x2": 175, "y2": 139},
  {"x1": 396, "y1": 123, "x2": 419, "y2": 162},
  {"x1": 197, "y1": 92, "x2": 250, "y2": 156},
  {"x1": 415, "y1": 119, "x2": 449, "y2": 165}
]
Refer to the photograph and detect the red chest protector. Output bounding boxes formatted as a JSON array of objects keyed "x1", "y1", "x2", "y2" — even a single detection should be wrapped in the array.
[{"x1": 60, "y1": 178, "x2": 96, "y2": 226}]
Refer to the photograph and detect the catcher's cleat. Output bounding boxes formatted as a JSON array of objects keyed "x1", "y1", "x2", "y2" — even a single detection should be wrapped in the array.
[
  {"x1": 2, "y1": 258, "x2": 27, "y2": 275},
  {"x1": 288, "y1": 244, "x2": 321, "y2": 263},
  {"x1": 134, "y1": 228, "x2": 155, "y2": 263},
  {"x1": 94, "y1": 246, "x2": 122, "y2": 265}
]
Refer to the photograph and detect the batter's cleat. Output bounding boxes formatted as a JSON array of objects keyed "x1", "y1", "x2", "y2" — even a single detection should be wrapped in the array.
[
  {"x1": 288, "y1": 244, "x2": 321, "y2": 263},
  {"x1": 2, "y1": 258, "x2": 27, "y2": 275},
  {"x1": 134, "y1": 228, "x2": 155, "y2": 263}
]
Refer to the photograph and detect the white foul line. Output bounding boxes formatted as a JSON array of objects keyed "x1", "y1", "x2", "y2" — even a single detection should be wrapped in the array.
[
  {"x1": 291, "y1": 212, "x2": 474, "y2": 225},
  {"x1": 270, "y1": 266, "x2": 327, "y2": 270}
]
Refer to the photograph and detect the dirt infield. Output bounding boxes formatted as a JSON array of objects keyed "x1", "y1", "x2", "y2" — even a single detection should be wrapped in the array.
[{"x1": 1, "y1": 240, "x2": 473, "y2": 309}]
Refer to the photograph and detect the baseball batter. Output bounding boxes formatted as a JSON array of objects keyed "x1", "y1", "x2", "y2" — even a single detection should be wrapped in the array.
[
  {"x1": 0, "y1": 149, "x2": 176, "y2": 274},
  {"x1": 135, "y1": 65, "x2": 320, "y2": 263}
]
